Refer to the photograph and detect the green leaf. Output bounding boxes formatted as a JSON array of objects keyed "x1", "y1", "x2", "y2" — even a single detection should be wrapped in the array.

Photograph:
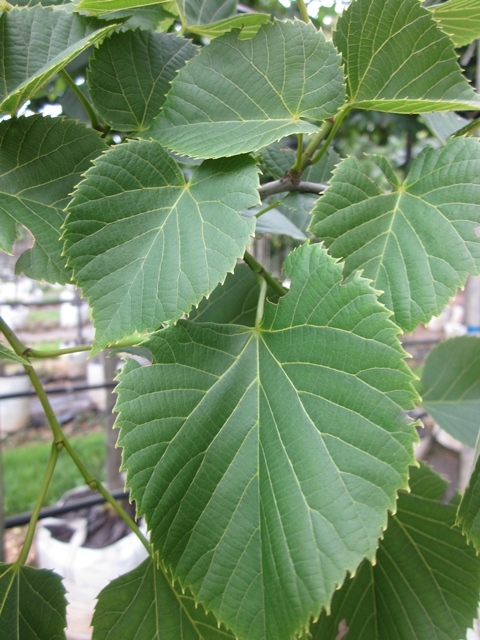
[
  {"x1": 0, "y1": 6, "x2": 116, "y2": 114},
  {"x1": 178, "y1": 0, "x2": 235, "y2": 25},
  {"x1": 64, "y1": 140, "x2": 258, "y2": 351},
  {"x1": 276, "y1": 193, "x2": 318, "y2": 234},
  {"x1": 87, "y1": 30, "x2": 197, "y2": 132},
  {"x1": 457, "y1": 453, "x2": 480, "y2": 552},
  {"x1": 421, "y1": 112, "x2": 470, "y2": 144},
  {"x1": 0, "y1": 344, "x2": 28, "y2": 365},
  {"x1": 146, "y1": 20, "x2": 346, "y2": 159},
  {"x1": 243, "y1": 207, "x2": 306, "y2": 239},
  {"x1": 0, "y1": 115, "x2": 108, "y2": 284},
  {"x1": 108, "y1": 5, "x2": 176, "y2": 31},
  {"x1": 309, "y1": 138, "x2": 480, "y2": 331},
  {"x1": 260, "y1": 143, "x2": 339, "y2": 184},
  {"x1": 115, "y1": 243, "x2": 418, "y2": 640},
  {"x1": 430, "y1": 0, "x2": 480, "y2": 47},
  {"x1": 8, "y1": 0, "x2": 71, "y2": 6},
  {"x1": 334, "y1": 0, "x2": 480, "y2": 113},
  {"x1": 188, "y1": 262, "x2": 279, "y2": 326},
  {"x1": 77, "y1": 0, "x2": 170, "y2": 15},
  {"x1": 311, "y1": 464, "x2": 480, "y2": 640},
  {"x1": 419, "y1": 336, "x2": 480, "y2": 448},
  {"x1": 185, "y1": 14, "x2": 270, "y2": 40},
  {"x1": 0, "y1": 563, "x2": 67, "y2": 640},
  {"x1": 92, "y1": 558, "x2": 235, "y2": 639}
]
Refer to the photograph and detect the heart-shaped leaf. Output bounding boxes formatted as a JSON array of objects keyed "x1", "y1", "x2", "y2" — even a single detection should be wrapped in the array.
[
  {"x1": 0, "y1": 116, "x2": 108, "y2": 284},
  {"x1": 64, "y1": 139, "x2": 258, "y2": 351},
  {"x1": 115, "y1": 243, "x2": 418, "y2": 640},
  {"x1": 0, "y1": 563, "x2": 67, "y2": 640},
  {"x1": 92, "y1": 558, "x2": 235, "y2": 639},
  {"x1": 88, "y1": 30, "x2": 197, "y2": 132},
  {"x1": 334, "y1": 0, "x2": 480, "y2": 112},
  {"x1": 309, "y1": 138, "x2": 480, "y2": 331},
  {"x1": 0, "y1": 6, "x2": 115, "y2": 114},
  {"x1": 146, "y1": 20, "x2": 346, "y2": 158},
  {"x1": 310, "y1": 464, "x2": 480, "y2": 640}
]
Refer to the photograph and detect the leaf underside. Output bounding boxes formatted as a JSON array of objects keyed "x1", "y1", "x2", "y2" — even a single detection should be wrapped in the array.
[
  {"x1": 0, "y1": 116, "x2": 108, "y2": 284},
  {"x1": 0, "y1": 563, "x2": 67, "y2": 640},
  {"x1": 63, "y1": 139, "x2": 258, "y2": 351},
  {"x1": 188, "y1": 262, "x2": 280, "y2": 326},
  {"x1": 309, "y1": 138, "x2": 480, "y2": 331},
  {"x1": 145, "y1": 19, "x2": 346, "y2": 158},
  {"x1": 334, "y1": 0, "x2": 480, "y2": 112},
  {"x1": 430, "y1": 0, "x2": 480, "y2": 47},
  {"x1": 87, "y1": 30, "x2": 197, "y2": 132},
  {"x1": 420, "y1": 336, "x2": 480, "y2": 448},
  {"x1": 92, "y1": 557, "x2": 235, "y2": 639},
  {"x1": 115, "y1": 243, "x2": 418, "y2": 640},
  {"x1": 311, "y1": 464, "x2": 480, "y2": 640}
]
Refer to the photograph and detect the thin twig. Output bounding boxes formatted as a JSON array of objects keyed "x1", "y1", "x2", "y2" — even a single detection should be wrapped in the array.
[
  {"x1": 243, "y1": 251, "x2": 287, "y2": 297},
  {"x1": 259, "y1": 179, "x2": 327, "y2": 200}
]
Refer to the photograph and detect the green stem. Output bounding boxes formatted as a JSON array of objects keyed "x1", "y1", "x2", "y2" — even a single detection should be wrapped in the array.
[
  {"x1": 1, "y1": 314, "x2": 151, "y2": 555},
  {"x1": 0, "y1": 315, "x2": 27, "y2": 355},
  {"x1": 309, "y1": 106, "x2": 350, "y2": 167},
  {"x1": 59, "y1": 69, "x2": 101, "y2": 131},
  {"x1": 25, "y1": 335, "x2": 145, "y2": 359},
  {"x1": 296, "y1": 0, "x2": 310, "y2": 22},
  {"x1": 62, "y1": 439, "x2": 151, "y2": 554},
  {"x1": 299, "y1": 119, "x2": 334, "y2": 172},
  {"x1": 255, "y1": 278, "x2": 268, "y2": 327},
  {"x1": 290, "y1": 134, "x2": 304, "y2": 173},
  {"x1": 16, "y1": 443, "x2": 59, "y2": 566},
  {"x1": 254, "y1": 199, "x2": 284, "y2": 218},
  {"x1": 27, "y1": 344, "x2": 92, "y2": 358},
  {"x1": 243, "y1": 251, "x2": 287, "y2": 297}
]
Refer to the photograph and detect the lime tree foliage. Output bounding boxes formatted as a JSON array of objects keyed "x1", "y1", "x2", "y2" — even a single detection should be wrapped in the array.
[{"x1": 3, "y1": 1, "x2": 480, "y2": 639}]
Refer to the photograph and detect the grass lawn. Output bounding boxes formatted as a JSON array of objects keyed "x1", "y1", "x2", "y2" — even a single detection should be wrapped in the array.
[{"x1": 2, "y1": 431, "x2": 106, "y2": 516}]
